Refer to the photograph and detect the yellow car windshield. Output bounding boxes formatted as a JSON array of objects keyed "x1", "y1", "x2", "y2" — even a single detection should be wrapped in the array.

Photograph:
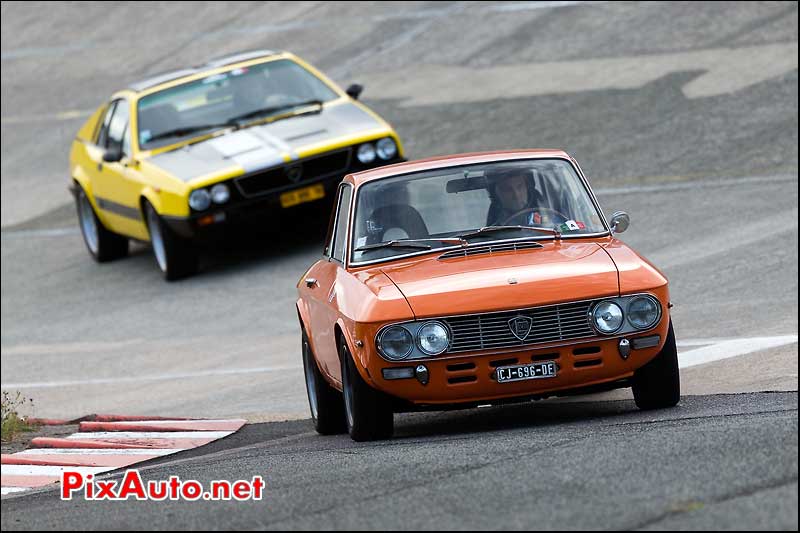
[{"x1": 137, "y1": 59, "x2": 339, "y2": 149}]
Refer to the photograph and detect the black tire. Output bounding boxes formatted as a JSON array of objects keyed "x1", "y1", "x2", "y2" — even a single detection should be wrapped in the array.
[
  {"x1": 340, "y1": 338, "x2": 393, "y2": 441},
  {"x1": 74, "y1": 185, "x2": 128, "y2": 262},
  {"x1": 302, "y1": 330, "x2": 346, "y2": 435},
  {"x1": 143, "y1": 202, "x2": 198, "y2": 281},
  {"x1": 632, "y1": 320, "x2": 680, "y2": 410}
]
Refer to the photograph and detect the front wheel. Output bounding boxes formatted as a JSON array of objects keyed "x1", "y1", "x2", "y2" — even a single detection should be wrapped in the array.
[
  {"x1": 74, "y1": 185, "x2": 128, "y2": 262},
  {"x1": 632, "y1": 320, "x2": 680, "y2": 410},
  {"x1": 143, "y1": 202, "x2": 198, "y2": 281},
  {"x1": 340, "y1": 339, "x2": 393, "y2": 441},
  {"x1": 302, "y1": 330, "x2": 346, "y2": 435}
]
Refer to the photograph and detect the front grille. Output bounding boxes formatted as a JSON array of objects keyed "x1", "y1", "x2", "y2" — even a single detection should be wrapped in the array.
[
  {"x1": 235, "y1": 148, "x2": 351, "y2": 197},
  {"x1": 443, "y1": 300, "x2": 595, "y2": 354},
  {"x1": 439, "y1": 241, "x2": 542, "y2": 260}
]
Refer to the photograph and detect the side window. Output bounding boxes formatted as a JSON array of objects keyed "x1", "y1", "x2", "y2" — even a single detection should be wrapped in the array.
[
  {"x1": 107, "y1": 100, "x2": 130, "y2": 154},
  {"x1": 121, "y1": 123, "x2": 132, "y2": 157},
  {"x1": 96, "y1": 101, "x2": 118, "y2": 148},
  {"x1": 331, "y1": 186, "x2": 353, "y2": 263}
]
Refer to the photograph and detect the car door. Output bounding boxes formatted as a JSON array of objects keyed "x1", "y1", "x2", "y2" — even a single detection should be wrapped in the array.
[
  {"x1": 90, "y1": 98, "x2": 149, "y2": 240},
  {"x1": 306, "y1": 184, "x2": 353, "y2": 381}
]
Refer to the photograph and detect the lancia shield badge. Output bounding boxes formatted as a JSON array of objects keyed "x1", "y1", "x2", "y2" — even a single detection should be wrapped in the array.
[
  {"x1": 286, "y1": 164, "x2": 303, "y2": 183},
  {"x1": 508, "y1": 315, "x2": 533, "y2": 341}
]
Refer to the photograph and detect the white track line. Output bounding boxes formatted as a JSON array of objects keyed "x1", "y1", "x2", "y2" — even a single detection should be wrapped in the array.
[
  {"x1": 1, "y1": 465, "x2": 114, "y2": 477},
  {"x1": 18, "y1": 448, "x2": 183, "y2": 456},
  {"x1": 1, "y1": 365, "x2": 299, "y2": 389},
  {"x1": 678, "y1": 335, "x2": 798, "y2": 369},
  {"x1": 64, "y1": 431, "x2": 233, "y2": 440},
  {"x1": 2, "y1": 487, "x2": 30, "y2": 495}
]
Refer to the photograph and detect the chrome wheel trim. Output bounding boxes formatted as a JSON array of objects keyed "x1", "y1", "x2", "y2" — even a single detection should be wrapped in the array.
[
  {"x1": 78, "y1": 192, "x2": 99, "y2": 254},
  {"x1": 303, "y1": 339, "x2": 319, "y2": 421},
  {"x1": 146, "y1": 206, "x2": 167, "y2": 272},
  {"x1": 342, "y1": 351, "x2": 355, "y2": 429}
]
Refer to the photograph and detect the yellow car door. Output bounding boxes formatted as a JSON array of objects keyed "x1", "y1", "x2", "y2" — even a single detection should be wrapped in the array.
[{"x1": 91, "y1": 98, "x2": 149, "y2": 240}]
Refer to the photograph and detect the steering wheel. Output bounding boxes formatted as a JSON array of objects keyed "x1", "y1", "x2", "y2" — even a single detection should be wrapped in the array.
[{"x1": 501, "y1": 207, "x2": 571, "y2": 226}]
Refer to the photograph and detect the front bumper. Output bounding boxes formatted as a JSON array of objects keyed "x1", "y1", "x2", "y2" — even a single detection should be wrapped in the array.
[
  {"x1": 358, "y1": 317, "x2": 670, "y2": 407},
  {"x1": 163, "y1": 155, "x2": 405, "y2": 239}
]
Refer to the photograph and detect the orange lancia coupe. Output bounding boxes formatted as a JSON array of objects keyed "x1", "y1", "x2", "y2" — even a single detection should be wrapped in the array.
[{"x1": 296, "y1": 150, "x2": 678, "y2": 441}]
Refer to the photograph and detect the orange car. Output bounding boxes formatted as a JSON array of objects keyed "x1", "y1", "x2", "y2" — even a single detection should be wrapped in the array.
[{"x1": 297, "y1": 150, "x2": 679, "y2": 441}]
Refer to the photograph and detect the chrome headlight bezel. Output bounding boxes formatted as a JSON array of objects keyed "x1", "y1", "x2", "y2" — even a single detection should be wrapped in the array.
[
  {"x1": 591, "y1": 301, "x2": 625, "y2": 335},
  {"x1": 189, "y1": 189, "x2": 212, "y2": 211},
  {"x1": 356, "y1": 143, "x2": 376, "y2": 164},
  {"x1": 416, "y1": 321, "x2": 450, "y2": 356},
  {"x1": 626, "y1": 295, "x2": 662, "y2": 330},
  {"x1": 376, "y1": 326, "x2": 414, "y2": 361}
]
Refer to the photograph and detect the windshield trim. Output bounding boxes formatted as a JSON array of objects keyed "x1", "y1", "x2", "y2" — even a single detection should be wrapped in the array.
[
  {"x1": 347, "y1": 156, "x2": 611, "y2": 268},
  {"x1": 348, "y1": 233, "x2": 609, "y2": 268}
]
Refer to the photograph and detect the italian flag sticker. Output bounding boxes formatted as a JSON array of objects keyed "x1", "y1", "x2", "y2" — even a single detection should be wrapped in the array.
[{"x1": 559, "y1": 220, "x2": 585, "y2": 232}]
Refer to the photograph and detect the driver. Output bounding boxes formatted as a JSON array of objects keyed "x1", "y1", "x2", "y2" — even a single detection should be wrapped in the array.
[{"x1": 485, "y1": 167, "x2": 545, "y2": 226}]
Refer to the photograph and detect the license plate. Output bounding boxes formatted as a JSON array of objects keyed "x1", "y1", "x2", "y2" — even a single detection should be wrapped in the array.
[
  {"x1": 496, "y1": 361, "x2": 557, "y2": 383},
  {"x1": 280, "y1": 184, "x2": 325, "y2": 208}
]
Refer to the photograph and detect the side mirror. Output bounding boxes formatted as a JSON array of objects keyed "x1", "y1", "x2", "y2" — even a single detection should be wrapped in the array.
[
  {"x1": 103, "y1": 147, "x2": 123, "y2": 163},
  {"x1": 346, "y1": 83, "x2": 363, "y2": 100},
  {"x1": 609, "y1": 211, "x2": 630, "y2": 234}
]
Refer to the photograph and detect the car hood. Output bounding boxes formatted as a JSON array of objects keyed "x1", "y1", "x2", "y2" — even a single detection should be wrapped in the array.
[
  {"x1": 378, "y1": 241, "x2": 620, "y2": 318},
  {"x1": 147, "y1": 102, "x2": 385, "y2": 183}
]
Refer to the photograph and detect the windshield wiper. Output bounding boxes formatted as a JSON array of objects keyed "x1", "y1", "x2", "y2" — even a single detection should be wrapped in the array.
[
  {"x1": 355, "y1": 237, "x2": 466, "y2": 253},
  {"x1": 457, "y1": 225, "x2": 562, "y2": 240},
  {"x1": 145, "y1": 122, "x2": 232, "y2": 143},
  {"x1": 229, "y1": 99, "x2": 324, "y2": 125},
  {"x1": 143, "y1": 100, "x2": 325, "y2": 144}
]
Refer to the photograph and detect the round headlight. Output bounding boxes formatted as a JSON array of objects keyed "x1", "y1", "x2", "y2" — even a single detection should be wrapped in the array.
[
  {"x1": 378, "y1": 326, "x2": 413, "y2": 360},
  {"x1": 376, "y1": 138, "x2": 397, "y2": 160},
  {"x1": 417, "y1": 321, "x2": 449, "y2": 355},
  {"x1": 356, "y1": 143, "x2": 376, "y2": 164},
  {"x1": 627, "y1": 296, "x2": 660, "y2": 329},
  {"x1": 189, "y1": 189, "x2": 211, "y2": 211},
  {"x1": 593, "y1": 301, "x2": 624, "y2": 334},
  {"x1": 210, "y1": 184, "x2": 230, "y2": 204}
]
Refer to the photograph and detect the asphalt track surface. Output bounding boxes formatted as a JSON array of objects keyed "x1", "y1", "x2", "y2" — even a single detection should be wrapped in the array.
[{"x1": 1, "y1": 1, "x2": 798, "y2": 530}]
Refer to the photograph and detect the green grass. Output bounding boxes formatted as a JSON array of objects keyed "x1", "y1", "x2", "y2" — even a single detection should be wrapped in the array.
[{"x1": 1, "y1": 390, "x2": 36, "y2": 442}]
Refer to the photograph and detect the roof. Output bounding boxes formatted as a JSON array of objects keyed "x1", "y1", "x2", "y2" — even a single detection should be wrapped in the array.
[
  {"x1": 127, "y1": 49, "x2": 278, "y2": 92},
  {"x1": 347, "y1": 149, "x2": 573, "y2": 187}
]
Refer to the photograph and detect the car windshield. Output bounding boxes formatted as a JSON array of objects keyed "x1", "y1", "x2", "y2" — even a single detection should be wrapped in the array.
[
  {"x1": 136, "y1": 58, "x2": 339, "y2": 150},
  {"x1": 351, "y1": 159, "x2": 607, "y2": 263}
]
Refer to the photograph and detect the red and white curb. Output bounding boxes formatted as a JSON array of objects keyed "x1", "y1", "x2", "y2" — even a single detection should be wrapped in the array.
[{"x1": 1, "y1": 416, "x2": 245, "y2": 496}]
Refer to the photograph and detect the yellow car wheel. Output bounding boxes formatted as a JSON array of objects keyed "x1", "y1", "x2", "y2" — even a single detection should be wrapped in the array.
[
  {"x1": 143, "y1": 202, "x2": 198, "y2": 281},
  {"x1": 75, "y1": 185, "x2": 128, "y2": 262}
]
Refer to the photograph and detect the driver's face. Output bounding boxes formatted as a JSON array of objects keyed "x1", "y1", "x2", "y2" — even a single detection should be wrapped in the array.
[{"x1": 495, "y1": 174, "x2": 529, "y2": 213}]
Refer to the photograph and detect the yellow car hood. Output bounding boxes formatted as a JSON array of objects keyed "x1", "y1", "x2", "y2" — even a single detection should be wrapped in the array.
[{"x1": 148, "y1": 102, "x2": 384, "y2": 182}]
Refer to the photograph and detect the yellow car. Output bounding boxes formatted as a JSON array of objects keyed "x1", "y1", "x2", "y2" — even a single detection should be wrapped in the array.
[{"x1": 69, "y1": 49, "x2": 405, "y2": 280}]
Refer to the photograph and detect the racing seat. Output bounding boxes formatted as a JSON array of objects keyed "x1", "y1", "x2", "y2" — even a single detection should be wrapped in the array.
[{"x1": 366, "y1": 205, "x2": 429, "y2": 244}]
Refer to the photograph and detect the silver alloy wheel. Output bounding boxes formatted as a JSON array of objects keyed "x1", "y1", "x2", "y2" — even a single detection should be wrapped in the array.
[
  {"x1": 146, "y1": 205, "x2": 167, "y2": 272},
  {"x1": 303, "y1": 339, "x2": 319, "y2": 420},
  {"x1": 78, "y1": 191, "x2": 99, "y2": 254}
]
